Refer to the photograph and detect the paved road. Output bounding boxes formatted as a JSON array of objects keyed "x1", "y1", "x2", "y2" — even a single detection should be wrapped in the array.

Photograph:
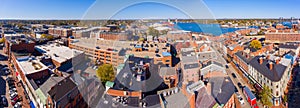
[
  {"x1": 0, "y1": 47, "x2": 12, "y2": 108},
  {"x1": 211, "y1": 42, "x2": 253, "y2": 108},
  {"x1": 226, "y1": 64, "x2": 252, "y2": 108}
]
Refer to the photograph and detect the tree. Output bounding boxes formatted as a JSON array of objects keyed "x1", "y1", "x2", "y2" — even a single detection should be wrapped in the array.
[
  {"x1": 0, "y1": 38, "x2": 5, "y2": 43},
  {"x1": 41, "y1": 34, "x2": 47, "y2": 38},
  {"x1": 259, "y1": 86, "x2": 273, "y2": 107},
  {"x1": 41, "y1": 34, "x2": 54, "y2": 40},
  {"x1": 96, "y1": 64, "x2": 115, "y2": 86},
  {"x1": 138, "y1": 38, "x2": 145, "y2": 42},
  {"x1": 250, "y1": 40, "x2": 262, "y2": 50},
  {"x1": 148, "y1": 27, "x2": 159, "y2": 37},
  {"x1": 283, "y1": 95, "x2": 288, "y2": 103}
]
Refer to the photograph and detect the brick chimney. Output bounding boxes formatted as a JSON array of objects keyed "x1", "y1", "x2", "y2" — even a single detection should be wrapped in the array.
[
  {"x1": 259, "y1": 57, "x2": 263, "y2": 64},
  {"x1": 269, "y1": 62, "x2": 273, "y2": 70},
  {"x1": 266, "y1": 55, "x2": 270, "y2": 60},
  {"x1": 276, "y1": 58, "x2": 281, "y2": 64}
]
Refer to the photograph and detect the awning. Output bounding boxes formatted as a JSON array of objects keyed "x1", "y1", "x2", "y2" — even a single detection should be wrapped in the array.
[{"x1": 30, "y1": 101, "x2": 36, "y2": 108}]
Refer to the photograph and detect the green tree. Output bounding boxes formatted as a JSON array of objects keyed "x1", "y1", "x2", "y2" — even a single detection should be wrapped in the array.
[
  {"x1": 148, "y1": 27, "x2": 159, "y2": 37},
  {"x1": 0, "y1": 38, "x2": 5, "y2": 43},
  {"x1": 41, "y1": 34, "x2": 47, "y2": 38},
  {"x1": 41, "y1": 34, "x2": 54, "y2": 40},
  {"x1": 250, "y1": 40, "x2": 262, "y2": 50},
  {"x1": 96, "y1": 64, "x2": 115, "y2": 86},
  {"x1": 259, "y1": 86, "x2": 273, "y2": 107},
  {"x1": 283, "y1": 95, "x2": 288, "y2": 103},
  {"x1": 138, "y1": 37, "x2": 145, "y2": 42}
]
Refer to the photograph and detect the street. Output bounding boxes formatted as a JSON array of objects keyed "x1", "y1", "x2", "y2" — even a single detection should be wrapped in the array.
[{"x1": 211, "y1": 42, "x2": 264, "y2": 108}]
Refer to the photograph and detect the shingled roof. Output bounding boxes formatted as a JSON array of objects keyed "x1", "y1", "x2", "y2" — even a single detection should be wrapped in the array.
[{"x1": 249, "y1": 56, "x2": 288, "y2": 82}]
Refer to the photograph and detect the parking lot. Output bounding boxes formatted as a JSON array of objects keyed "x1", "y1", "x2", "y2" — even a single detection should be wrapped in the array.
[
  {"x1": 0, "y1": 48, "x2": 12, "y2": 108},
  {"x1": 0, "y1": 48, "x2": 30, "y2": 108}
]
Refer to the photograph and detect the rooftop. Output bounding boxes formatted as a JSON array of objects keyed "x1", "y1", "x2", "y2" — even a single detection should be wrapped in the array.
[
  {"x1": 208, "y1": 74, "x2": 235, "y2": 105},
  {"x1": 278, "y1": 44, "x2": 299, "y2": 49},
  {"x1": 159, "y1": 67, "x2": 177, "y2": 76},
  {"x1": 163, "y1": 91, "x2": 190, "y2": 108},
  {"x1": 16, "y1": 56, "x2": 48, "y2": 75},
  {"x1": 249, "y1": 56, "x2": 290, "y2": 82},
  {"x1": 39, "y1": 73, "x2": 77, "y2": 101},
  {"x1": 35, "y1": 43, "x2": 84, "y2": 63}
]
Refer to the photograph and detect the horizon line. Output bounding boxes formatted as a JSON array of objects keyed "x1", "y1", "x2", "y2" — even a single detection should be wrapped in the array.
[{"x1": 0, "y1": 17, "x2": 299, "y2": 21}]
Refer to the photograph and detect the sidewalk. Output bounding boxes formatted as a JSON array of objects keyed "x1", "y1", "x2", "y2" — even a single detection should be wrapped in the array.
[
  {"x1": 229, "y1": 61, "x2": 255, "y2": 90},
  {"x1": 7, "y1": 61, "x2": 31, "y2": 108}
]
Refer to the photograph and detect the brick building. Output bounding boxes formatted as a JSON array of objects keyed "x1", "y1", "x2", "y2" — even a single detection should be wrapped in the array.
[
  {"x1": 265, "y1": 32, "x2": 300, "y2": 43},
  {"x1": 4, "y1": 34, "x2": 35, "y2": 59},
  {"x1": 48, "y1": 28, "x2": 72, "y2": 38},
  {"x1": 68, "y1": 38, "x2": 172, "y2": 67}
]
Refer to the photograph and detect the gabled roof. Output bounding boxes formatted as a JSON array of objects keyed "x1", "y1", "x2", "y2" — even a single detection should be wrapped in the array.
[
  {"x1": 249, "y1": 56, "x2": 288, "y2": 82},
  {"x1": 201, "y1": 60, "x2": 226, "y2": 76},
  {"x1": 39, "y1": 73, "x2": 77, "y2": 101},
  {"x1": 209, "y1": 76, "x2": 235, "y2": 105},
  {"x1": 196, "y1": 87, "x2": 216, "y2": 108},
  {"x1": 235, "y1": 51, "x2": 253, "y2": 63}
]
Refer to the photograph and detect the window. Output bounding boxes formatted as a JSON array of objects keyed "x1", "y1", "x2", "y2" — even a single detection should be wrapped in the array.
[
  {"x1": 276, "y1": 91, "x2": 279, "y2": 96},
  {"x1": 276, "y1": 85, "x2": 279, "y2": 88}
]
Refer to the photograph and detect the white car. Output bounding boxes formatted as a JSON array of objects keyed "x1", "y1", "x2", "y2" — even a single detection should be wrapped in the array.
[
  {"x1": 236, "y1": 93, "x2": 241, "y2": 98},
  {"x1": 14, "y1": 102, "x2": 22, "y2": 108},
  {"x1": 238, "y1": 97, "x2": 245, "y2": 105}
]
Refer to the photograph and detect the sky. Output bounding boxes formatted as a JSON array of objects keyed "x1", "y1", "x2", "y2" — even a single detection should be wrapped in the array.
[{"x1": 0, "y1": 0, "x2": 299, "y2": 19}]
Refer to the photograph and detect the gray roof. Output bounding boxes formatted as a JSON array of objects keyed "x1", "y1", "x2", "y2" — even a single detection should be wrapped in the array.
[
  {"x1": 181, "y1": 56, "x2": 198, "y2": 64},
  {"x1": 39, "y1": 73, "x2": 77, "y2": 101},
  {"x1": 235, "y1": 51, "x2": 253, "y2": 63},
  {"x1": 209, "y1": 76, "x2": 235, "y2": 105},
  {"x1": 164, "y1": 91, "x2": 190, "y2": 108},
  {"x1": 197, "y1": 52, "x2": 217, "y2": 62},
  {"x1": 114, "y1": 56, "x2": 165, "y2": 92},
  {"x1": 249, "y1": 56, "x2": 287, "y2": 82},
  {"x1": 278, "y1": 44, "x2": 299, "y2": 49},
  {"x1": 184, "y1": 63, "x2": 200, "y2": 70},
  {"x1": 159, "y1": 67, "x2": 177, "y2": 76},
  {"x1": 201, "y1": 61, "x2": 226, "y2": 76},
  {"x1": 196, "y1": 87, "x2": 216, "y2": 108}
]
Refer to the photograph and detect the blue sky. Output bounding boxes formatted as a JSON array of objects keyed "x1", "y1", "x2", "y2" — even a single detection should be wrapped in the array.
[{"x1": 0, "y1": 0, "x2": 299, "y2": 19}]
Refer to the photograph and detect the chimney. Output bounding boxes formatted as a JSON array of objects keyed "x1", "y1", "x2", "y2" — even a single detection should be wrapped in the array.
[
  {"x1": 266, "y1": 55, "x2": 270, "y2": 60},
  {"x1": 269, "y1": 62, "x2": 273, "y2": 70},
  {"x1": 259, "y1": 57, "x2": 263, "y2": 64},
  {"x1": 276, "y1": 57, "x2": 281, "y2": 64}
]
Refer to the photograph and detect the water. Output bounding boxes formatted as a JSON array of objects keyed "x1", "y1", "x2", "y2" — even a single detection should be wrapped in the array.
[{"x1": 174, "y1": 23, "x2": 245, "y2": 36}]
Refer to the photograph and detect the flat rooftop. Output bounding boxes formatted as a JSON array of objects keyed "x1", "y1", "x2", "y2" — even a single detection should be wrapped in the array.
[
  {"x1": 16, "y1": 57, "x2": 48, "y2": 75},
  {"x1": 71, "y1": 38, "x2": 171, "y2": 58},
  {"x1": 35, "y1": 43, "x2": 84, "y2": 63}
]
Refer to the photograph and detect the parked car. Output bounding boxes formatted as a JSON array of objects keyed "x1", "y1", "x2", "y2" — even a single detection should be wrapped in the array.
[
  {"x1": 9, "y1": 85, "x2": 16, "y2": 90},
  {"x1": 0, "y1": 95, "x2": 8, "y2": 107},
  {"x1": 14, "y1": 102, "x2": 22, "y2": 108},
  {"x1": 4, "y1": 70, "x2": 10, "y2": 75},
  {"x1": 10, "y1": 92, "x2": 18, "y2": 99},
  {"x1": 232, "y1": 73, "x2": 237, "y2": 78},
  {"x1": 238, "y1": 97, "x2": 245, "y2": 105},
  {"x1": 234, "y1": 86, "x2": 238, "y2": 92},
  {"x1": 237, "y1": 82, "x2": 243, "y2": 88},
  {"x1": 11, "y1": 99, "x2": 18, "y2": 106}
]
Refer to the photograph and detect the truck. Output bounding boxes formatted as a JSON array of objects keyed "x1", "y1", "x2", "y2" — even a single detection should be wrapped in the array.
[{"x1": 243, "y1": 86, "x2": 258, "y2": 108}]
